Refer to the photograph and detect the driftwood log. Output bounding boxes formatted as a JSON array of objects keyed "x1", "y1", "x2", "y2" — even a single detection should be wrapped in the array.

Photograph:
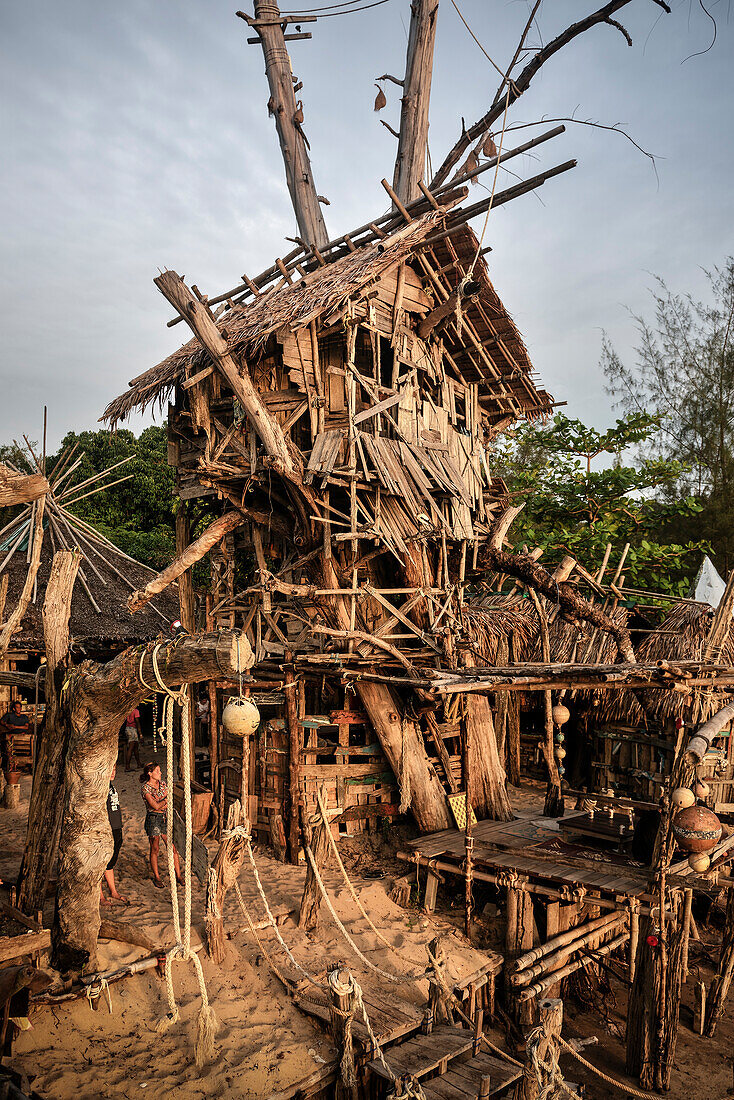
[
  {"x1": 17, "y1": 550, "x2": 80, "y2": 915},
  {"x1": 0, "y1": 465, "x2": 49, "y2": 507},
  {"x1": 127, "y1": 510, "x2": 244, "y2": 613},
  {"x1": 46, "y1": 631, "x2": 253, "y2": 972},
  {"x1": 484, "y1": 506, "x2": 636, "y2": 664},
  {"x1": 205, "y1": 801, "x2": 249, "y2": 964}
]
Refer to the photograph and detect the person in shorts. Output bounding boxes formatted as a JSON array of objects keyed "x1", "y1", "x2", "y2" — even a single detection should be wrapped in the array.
[
  {"x1": 100, "y1": 766, "x2": 128, "y2": 905},
  {"x1": 124, "y1": 708, "x2": 142, "y2": 771},
  {"x1": 140, "y1": 762, "x2": 182, "y2": 890}
]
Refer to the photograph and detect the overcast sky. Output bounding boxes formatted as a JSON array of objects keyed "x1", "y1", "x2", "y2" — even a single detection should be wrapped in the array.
[{"x1": 1, "y1": 0, "x2": 732, "y2": 451}]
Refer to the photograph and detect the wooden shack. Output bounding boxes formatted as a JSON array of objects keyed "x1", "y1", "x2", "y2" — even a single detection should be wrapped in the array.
[{"x1": 103, "y1": 195, "x2": 557, "y2": 847}]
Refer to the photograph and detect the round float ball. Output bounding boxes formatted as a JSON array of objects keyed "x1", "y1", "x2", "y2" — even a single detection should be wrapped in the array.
[
  {"x1": 552, "y1": 704, "x2": 571, "y2": 727},
  {"x1": 646, "y1": 934, "x2": 659, "y2": 948},
  {"x1": 693, "y1": 780, "x2": 711, "y2": 799},
  {"x1": 671, "y1": 787, "x2": 696, "y2": 811},
  {"x1": 688, "y1": 852, "x2": 711, "y2": 874},
  {"x1": 222, "y1": 696, "x2": 261, "y2": 737},
  {"x1": 555, "y1": 746, "x2": 567, "y2": 761},
  {"x1": 558, "y1": 765, "x2": 566, "y2": 777},
  {"x1": 672, "y1": 805, "x2": 722, "y2": 854},
  {"x1": 554, "y1": 732, "x2": 565, "y2": 745}
]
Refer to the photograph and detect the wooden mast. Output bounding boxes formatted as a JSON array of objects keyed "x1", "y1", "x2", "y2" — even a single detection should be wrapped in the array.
[
  {"x1": 392, "y1": 0, "x2": 440, "y2": 204},
  {"x1": 250, "y1": 0, "x2": 329, "y2": 248}
]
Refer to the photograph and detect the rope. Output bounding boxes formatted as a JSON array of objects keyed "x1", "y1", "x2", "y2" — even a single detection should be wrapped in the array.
[
  {"x1": 151, "y1": 645, "x2": 217, "y2": 1067},
  {"x1": 85, "y1": 977, "x2": 112, "y2": 1014},
  {"x1": 244, "y1": 838, "x2": 326, "y2": 990},
  {"x1": 558, "y1": 1036, "x2": 661, "y2": 1099},
  {"x1": 233, "y1": 878, "x2": 296, "y2": 991},
  {"x1": 304, "y1": 844, "x2": 426, "y2": 985},
  {"x1": 314, "y1": 789, "x2": 424, "y2": 972}
]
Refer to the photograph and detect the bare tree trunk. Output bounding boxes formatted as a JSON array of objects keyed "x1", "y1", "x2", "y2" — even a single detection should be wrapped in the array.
[
  {"x1": 251, "y1": 0, "x2": 329, "y2": 248},
  {"x1": 17, "y1": 550, "x2": 80, "y2": 915},
  {"x1": 461, "y1": 650, "x2": 512, "y2": 821},
  {"x1": 51, "y1": 631, "x2": 253, "y2": 973},
  {"x1": 392, "y1": 0, "x2": 440, "y2": 204},
  {"x1": 128, "y1": 510, "x2": 243, "y2": 613}
]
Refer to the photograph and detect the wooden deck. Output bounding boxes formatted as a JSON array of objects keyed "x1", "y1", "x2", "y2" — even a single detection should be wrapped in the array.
[
  {"x1": 365, "y1": 1025, "x2": 523, "y2": 1098},
  {"x1": 400, "y1": 813, "x2": 649, "y2": 900}
]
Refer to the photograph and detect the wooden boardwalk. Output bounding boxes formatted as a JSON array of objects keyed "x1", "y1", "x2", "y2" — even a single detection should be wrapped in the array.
[{"x1": 401, "y1": 813, "x2": 649, "y2": 900}]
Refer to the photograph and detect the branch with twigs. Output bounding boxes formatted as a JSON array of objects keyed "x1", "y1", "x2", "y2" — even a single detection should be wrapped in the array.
[{"x1": 430, "y1": 0, "x2": 670, "y2": 189}]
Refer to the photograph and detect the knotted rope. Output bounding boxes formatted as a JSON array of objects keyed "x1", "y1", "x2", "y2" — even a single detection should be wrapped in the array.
[
  {"x1": 151, "y1": 644, "x2": 217, "y2": 1067},
  {"x1": 85, "y1": 976, "x2": 112, "y2": 1014}
]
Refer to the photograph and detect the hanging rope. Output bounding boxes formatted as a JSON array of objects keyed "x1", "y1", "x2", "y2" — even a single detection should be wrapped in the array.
[
  {"x1": 244, "y1": 837, "x2": 326, "y2": 991},
  {"x1": 150, "y1": 643, "x2": 217, "y2": 1067},
  {"x1": 85, "y1": 977, "x2": 113, "y2": 1014},
  {"x1": 398, "y1": 716, "x2": 411, "y2": 813},
  {"x1": 303, "y1": 844, "x2": 428, "y2": 985},
  {"x1": 315, "y1": 789, "x2": 424, "y2": 971}
]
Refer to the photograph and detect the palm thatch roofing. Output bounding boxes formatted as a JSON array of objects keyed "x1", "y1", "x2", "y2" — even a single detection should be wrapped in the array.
[
  {"x1": 102, "y1": 212, "x2": 552, "y2": 429},
  {"x1": 3, "y1": 532, "x2": 178, "y2": 656},
  {"x1": 593, "y1": 601, "x2": 733, "y2": 727}
]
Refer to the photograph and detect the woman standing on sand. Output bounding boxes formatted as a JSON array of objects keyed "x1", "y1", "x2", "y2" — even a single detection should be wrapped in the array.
[{"x1": 140, "y1": 762, "x2": 183, "y2": 890}]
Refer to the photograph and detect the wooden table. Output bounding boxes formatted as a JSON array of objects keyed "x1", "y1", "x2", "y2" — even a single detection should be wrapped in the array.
[{"x1": 558, "y1": 809, "x2": 635, "y2": 854}]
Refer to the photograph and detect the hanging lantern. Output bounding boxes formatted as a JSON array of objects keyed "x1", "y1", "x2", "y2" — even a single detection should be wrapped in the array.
[
  {"x1": 688, "y1": 852, "x2": 711, "y2": 874},
  {"x1": 671, "y1": 787, "x2": 695, "y2": 810},
  {"x1": 693, "y1": 779, "x2": 710, "y2": 799},
  {"x1": 222, "y1": 696, "x2": 260, "y2": 737},
  {"x1": 552, "y1": 704, "x2": 570, "y2": 727},
  {"x1": 672, "y1": 805, "x2": 722, "y2": 854}
]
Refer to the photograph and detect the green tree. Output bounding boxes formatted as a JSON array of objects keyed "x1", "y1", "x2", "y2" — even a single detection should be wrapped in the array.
[
  {"x1": 493, "y1": 412, "x2": 706, "y2": 598},
  {"x1": 47, "y1": 426, "x2": 177, "y2": 570},
  {"x1": 602, "y1": 258, "x2": 734, "y2": 571}
]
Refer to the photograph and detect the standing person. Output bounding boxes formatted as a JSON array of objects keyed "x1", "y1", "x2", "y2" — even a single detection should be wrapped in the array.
[
  {"x1": 124, "y1": 707, "x2": 142, "y2": 772},
  {"x1": 0, "y1": 701, "x2": 30, "y2": 771},
  {"x1": 100, "y1": 766, "x2": 128, "y2": 905},
  {"x1": 196, "y1": 693, "x2": 210, "y2": 744},
  {"x1": 140, "y1": 762, "x2": 182, "y2": 890}
]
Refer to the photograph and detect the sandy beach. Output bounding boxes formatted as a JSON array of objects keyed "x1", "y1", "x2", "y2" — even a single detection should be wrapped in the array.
[{"x1": 2, "y1": 759, "x2": 491, "y2": 1100}]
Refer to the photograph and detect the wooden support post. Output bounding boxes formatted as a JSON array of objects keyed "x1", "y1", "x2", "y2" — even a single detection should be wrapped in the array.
[
  {"x1": 205, "y1": 596, "x2": 219, "y2": 809},
  {"x1": 518, "y1": 998, "x2": 563, "y2": 1100},
  {"x1": 681, "y1": 888, "x2": 693, "y2": 984},
  {"x1": 328, "y1": 965, "x2": 358, "y2": 1100},
  {"x1": 423, "y1": 861, "x2": 441, "y2": 913},
  {"x1": 392, "y1": 0, "x2": 440, "y2": 205},
  {"x1": 251, "y1": 0, "x2": 328, "y2": 249},
  {"x1": 464, "y1": 711, "x2": 474, "y2": 939},
  {"x1": 298, "y1": 784, "x2": 330, "y2": 931},
  {"x1": 17, "y1": 550, "x2": 80, "y2": 915},
  {"x1": 205, "y1": 800, "x2": 248, "y2": 963},
  {"x1": 284, "y1": 661, "x2": 302, "y2": 865},
  {"x1": 176, "y1": 506, "x2": 196, "y2": 781},
  {"x1": 704, "y1": 885, "x2": 734, "y2": 1037}
]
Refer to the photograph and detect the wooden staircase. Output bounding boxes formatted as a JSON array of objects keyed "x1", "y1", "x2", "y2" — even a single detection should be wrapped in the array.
[{"x1": 364, "y1": 1025, "x2": 523, "y2": 1099}]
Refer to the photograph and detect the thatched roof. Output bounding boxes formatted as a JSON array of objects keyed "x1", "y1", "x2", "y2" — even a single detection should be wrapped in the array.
[
  {"x1": 102, "y1": 212, "x2": 551, "y2": 429},
  {"x1": 2, "y1": 525, "x2": 178, "y2": 656},
  {"x1": 593, "y1": 601, "x2": 734, "y2": 727}
]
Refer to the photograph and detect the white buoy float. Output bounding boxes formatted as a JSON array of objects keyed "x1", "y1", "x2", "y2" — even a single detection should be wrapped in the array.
[{"x1": 222, "y1": 696, "x2": 261, "y2": 737}]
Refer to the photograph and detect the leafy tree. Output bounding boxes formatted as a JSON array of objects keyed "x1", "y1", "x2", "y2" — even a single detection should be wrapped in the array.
[
  {"x1": 493, "y1": 412, "x2": 706, "y2": 598},
  {"x1": 46, "y1": 426, "x2": 177, "y2": 570},
  {"x1": 602, "y1": 258, "x2": 734, "y2": 572}
]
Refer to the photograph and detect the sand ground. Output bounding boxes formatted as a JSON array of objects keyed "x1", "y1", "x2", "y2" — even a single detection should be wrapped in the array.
[{"x1": 2, "y1": 766, "x2": 734, "y2": 1099}]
